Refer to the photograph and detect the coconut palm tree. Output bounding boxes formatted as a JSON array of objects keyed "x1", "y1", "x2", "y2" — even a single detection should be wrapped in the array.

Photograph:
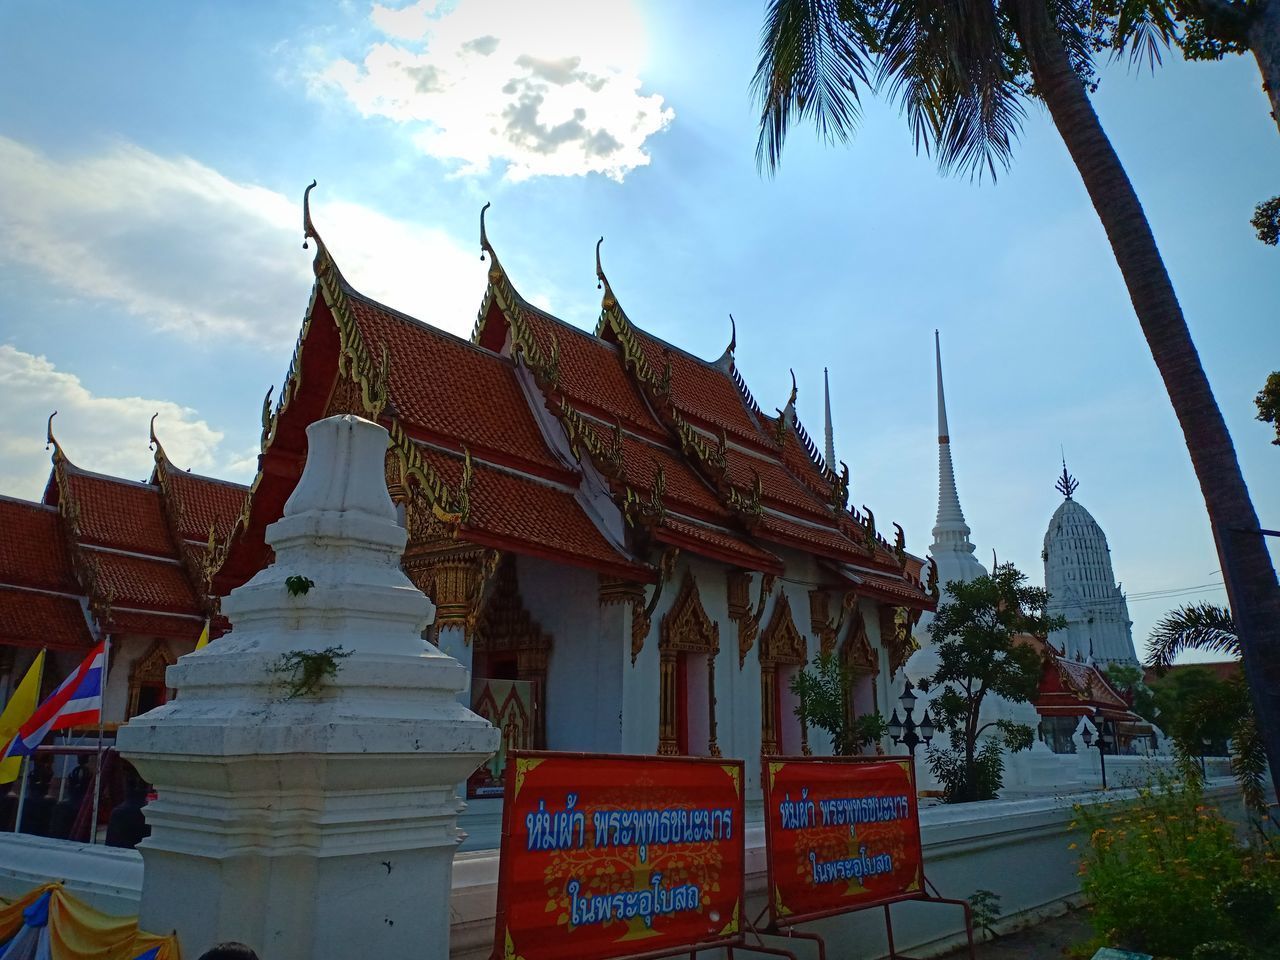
[
  {"x1": 752, "y1": 0, "x2": 1280, "y2": 799},
  {"x1": 1147, "y1": 602, "x2": 1268, "y2": 814}
]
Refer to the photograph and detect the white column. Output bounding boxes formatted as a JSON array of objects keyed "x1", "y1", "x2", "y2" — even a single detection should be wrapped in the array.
[{"x1": 118, "y1": 415, "x2": 498, "y2": 960}]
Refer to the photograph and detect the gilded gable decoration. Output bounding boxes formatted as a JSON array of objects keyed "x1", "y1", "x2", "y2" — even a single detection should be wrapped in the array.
[
  {"x1": 879, "y1": 605, "x2": 922, "y2": 678},
  {"x1": 758, "y1": 592, "x2": 808, "y2": 756},
  {"x1": 842, "y1": 608, "x2": 879, "y2": 675},
  {"x1": 728, "y1": 570, "x2": 774, "y2": 667},
  {"x1": 809, "y1": 588, "x2": 855, "y2": 656},
  {"x1": 658, "y1": 569, "x2": 721, "y2": 758},
  {"x1": 404, "y1": 545, "x2": 501, "y2": 644},
  {"x1": 127, "y1": 640, "x2": 176, "y2": 719}
]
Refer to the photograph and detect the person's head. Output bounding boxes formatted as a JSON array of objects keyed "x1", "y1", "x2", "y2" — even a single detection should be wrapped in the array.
[{"x1": 197, "y1": 944, "x2": 259, "y2": 960}]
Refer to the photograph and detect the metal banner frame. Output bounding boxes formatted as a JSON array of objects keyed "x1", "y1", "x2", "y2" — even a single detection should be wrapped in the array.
[
  {"x1": 491, "y1": 750, "x2": 798, "y2": 960},
  {"x1": 758, "y1": 755, "x2": 975, "y2": 960}
]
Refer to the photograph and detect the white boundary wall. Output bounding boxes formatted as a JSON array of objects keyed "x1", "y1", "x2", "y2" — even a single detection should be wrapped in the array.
[{"x1": 0, "y1": 780, "x2": 1249, "y2": 959}]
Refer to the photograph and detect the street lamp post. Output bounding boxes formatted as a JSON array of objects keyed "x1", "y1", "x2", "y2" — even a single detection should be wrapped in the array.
[
  {"x1": 887, "y1": 677, "x2": 936, "y2": 757},
  {"x1": 1081, "y1": 717, "x2": 1112, "y2": 789}
]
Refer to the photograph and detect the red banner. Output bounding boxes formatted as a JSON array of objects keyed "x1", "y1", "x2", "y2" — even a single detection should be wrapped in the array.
[
  {"x1": 493, "y1": 751, "x2": 745, "y2": 960},
  {"x1": 761, "y1": 756, "x2": 924, "y2": 925}
]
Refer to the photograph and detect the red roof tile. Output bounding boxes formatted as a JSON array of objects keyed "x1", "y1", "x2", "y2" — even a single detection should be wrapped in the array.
[
  {"x1": 0, "y1": 587, "x2": 94, "y2": 649},
  {"x1": 107, "y1": 609, "x2": 203, "y2": 641},
  {"x1": 628, "y1": 331, "x2": 767, "y2": 449},
  {"x1": 161, "y1": 467, "x2": 249, "y2": 544},
  {"x1": 60, "y1": 468, "x2": 174, "y2": 557},
  {"x1": 657, "y1": 515, "x2": 781, "y2": 573},
  {"x1": 726, "y1": 447, "x2": 832, "y2": 521},
  {"x1": 416, "y1": 446, "x2": 647, "y2": 579},
  {"x1": 85, "y1": 549, "x2": 199, "y2": 613},
  {"x1": 346, "y1": 294, "x2": 566, "y2": 475},
  {"x1": 0, "y1": 498, "x2": 78, "y2": 593},
  {"x1": 521, "y1": 310, "x2": 663, "y2": 436}
]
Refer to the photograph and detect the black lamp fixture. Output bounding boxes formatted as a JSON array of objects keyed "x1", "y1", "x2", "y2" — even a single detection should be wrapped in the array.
[
  {"x1": 888, "y1": 677, "x2": 935, "y2": 757},
  {"x1": 1080, "y1": 716, "x2": 1112, "y2": 789}
]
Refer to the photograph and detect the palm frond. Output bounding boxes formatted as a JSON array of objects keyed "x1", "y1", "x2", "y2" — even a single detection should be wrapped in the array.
[
  {"x1": 1229, "y1": 709, "x2": 1268, "y2": 817},
  {"x1": 753, "y1": 0, "x2": 874, "y2": 173},
  {"x1": 1146, "y1": 602, "x2": 1238, "y2": 670},
  {"x1": 875, "y1": 0, "x2": 1025, "y2": 179},
  {"x1": 1103, "y1": 0, "x2": 1176, "y2": 70}
]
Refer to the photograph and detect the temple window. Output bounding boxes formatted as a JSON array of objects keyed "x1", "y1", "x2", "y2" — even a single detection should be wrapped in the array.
[
  {"x1": 841, "y1": 610, "x2": 880, "y2": 751},
  {"x1": 759, "y1": 593, "x2": 807, "y2": 756},
  {"x1": 658, "y1": 571, "x2": 720, "y2": 758}
]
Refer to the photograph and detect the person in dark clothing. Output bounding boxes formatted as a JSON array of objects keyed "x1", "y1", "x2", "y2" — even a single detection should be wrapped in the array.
[
  {"x1": 197, "y1": 944, "x2": 260, "y2": 960},
  {"x1": 104, "y1": 773, "x2": 150, "y2": 849}
]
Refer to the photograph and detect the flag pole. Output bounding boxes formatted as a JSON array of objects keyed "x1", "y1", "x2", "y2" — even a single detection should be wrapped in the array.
[
  {"x1": 88, "y1": 635, "x2": 109, "y2": 845},
  {"x1": 11, "y1": 650, "x2": 46, "y2": 834}
]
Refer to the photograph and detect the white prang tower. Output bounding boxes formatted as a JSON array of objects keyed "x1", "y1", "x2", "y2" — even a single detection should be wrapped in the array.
[{"x1": 1043, "y1": 463, "x2": 1139, "y2": 667}]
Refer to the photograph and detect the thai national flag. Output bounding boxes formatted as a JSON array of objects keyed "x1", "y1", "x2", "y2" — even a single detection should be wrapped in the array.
[{"x1": 0, "y1": 641, "x2": 105, "y2": 761}]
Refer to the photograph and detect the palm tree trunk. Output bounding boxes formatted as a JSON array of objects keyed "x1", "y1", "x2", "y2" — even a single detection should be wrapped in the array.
[
  {"x1": 1012, "y1": 0, "x2": 1280, "y2": 799},
  {"x1": 1250, "y1": 0, "x2": 1280, "y2": 137}
]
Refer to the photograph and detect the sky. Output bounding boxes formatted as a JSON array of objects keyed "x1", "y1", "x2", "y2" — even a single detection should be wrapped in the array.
[{"x1": 0, "y1": 0, "x2": 1276, "y2": 664}]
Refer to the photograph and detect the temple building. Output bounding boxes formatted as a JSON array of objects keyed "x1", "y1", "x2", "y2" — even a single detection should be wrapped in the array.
[
  {"x1": 205, "y1": 189, "x2": 936, "y2": 803},
  {"x1": 1042, "y1": 466, "x2": 1140, "y2": 668},
  {"x1": 0, "y1": 419, "x2": 247, "y2": 727}
]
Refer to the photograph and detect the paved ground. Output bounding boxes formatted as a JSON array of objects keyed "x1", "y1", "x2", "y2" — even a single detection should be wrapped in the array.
[{"x1": 938, "y1": 909, "x2": 1096, "y2": 959}]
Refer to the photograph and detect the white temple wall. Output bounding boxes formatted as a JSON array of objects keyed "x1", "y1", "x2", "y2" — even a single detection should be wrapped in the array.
[
  {"x1": 517, "y1": 557, "x2": 623, "y2": 755},
  {"x1": 7, "y1": 781, "x2": 1253, "y2": 959}
]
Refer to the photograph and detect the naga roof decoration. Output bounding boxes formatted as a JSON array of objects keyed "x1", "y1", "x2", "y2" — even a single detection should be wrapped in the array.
[
  {"x1": 215, "y1": 187, "x2": 649, "y2": 595},
  {"x1": 212, "y1": 190, "x2": 929, "y2": 608},
  {"x1": 1020, "y1": 634, "x2": 1141, "y2": 722},
  {"x1": 0, "y1": 418, "x2": 249, "y2": 649}
]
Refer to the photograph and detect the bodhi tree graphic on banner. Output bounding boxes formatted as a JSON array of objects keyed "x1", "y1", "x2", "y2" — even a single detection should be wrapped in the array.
[{"x1": 762, "y1": 756, "x2": 924, "y2": 923}]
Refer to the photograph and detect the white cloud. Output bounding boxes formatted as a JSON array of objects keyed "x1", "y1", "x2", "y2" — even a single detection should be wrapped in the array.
[
  {"x1": 0, "y1": 345, "x2": 236, "y2": 500},
  {"x1": 316, "y1": 0, "x2": 674, "y2": 181},
  {"x1": 0, "y1": 137, "x2": 488, "y2": 344}
]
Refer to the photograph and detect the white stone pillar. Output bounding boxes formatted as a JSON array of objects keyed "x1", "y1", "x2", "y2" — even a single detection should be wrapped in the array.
[{"x1": 118, "y1": 415, "x2": 498, "y2": 960}]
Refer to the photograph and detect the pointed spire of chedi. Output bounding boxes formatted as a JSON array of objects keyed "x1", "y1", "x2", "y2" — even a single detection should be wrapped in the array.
[
  {"x1": 823, "y1": 367, "x2": 836, "y2": 469},
  {"x1": 931, "y1": 330, "x2": 977, "y2": 560}
]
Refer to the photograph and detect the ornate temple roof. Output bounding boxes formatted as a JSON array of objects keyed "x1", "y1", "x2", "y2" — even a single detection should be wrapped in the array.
[
  {"x1": 212, "y1": 189, "x2": 931, "y2": 608},
  {"x1": 1019, "y1": 634, "x2": 1140, "y2": 722},
  {"x1": 0, "y1": 419, "x2": 249, "y2": 649}
]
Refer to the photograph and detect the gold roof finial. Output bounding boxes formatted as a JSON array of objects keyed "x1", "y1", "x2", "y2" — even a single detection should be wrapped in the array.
[
  {"x1": 149, "y1": 411, "x2": 170, "y2": 466},
  {"x1": 596, "y1": 236, "x2": 617, "y2": 310},
  {"x1": 480, "y1": 201, "x2": 493, "y2": 260},
  {"x1": 46, "y1": 410, "x2": 64, "y2": 463},
  {"x1": 302, "y1": 179, "x2": 321, "y2": 250},
  {"x1": 728, "y1": 314, "x2": 737, "y2": 355}
]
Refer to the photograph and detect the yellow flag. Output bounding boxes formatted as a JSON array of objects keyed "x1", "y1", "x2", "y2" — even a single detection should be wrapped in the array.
[
  {"x1": 0, "y1": 650, "x2": 45, "y2": 784},
  {"x1": 195, "y1": 618, "x2": 210, "y2": 650}
]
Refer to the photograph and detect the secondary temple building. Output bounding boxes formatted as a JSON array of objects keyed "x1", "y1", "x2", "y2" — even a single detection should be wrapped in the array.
[
  {"x1": 0, "y1": 422, "x2": 247, "y2": 725},
  {"x1": 204, "y1": 192, "x2": 936, "y2": 800}
]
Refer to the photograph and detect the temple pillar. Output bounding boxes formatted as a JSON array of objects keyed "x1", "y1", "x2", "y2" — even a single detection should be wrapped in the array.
[{"x1": 118, "y1": 415, "x2": 497, "y2": 960}]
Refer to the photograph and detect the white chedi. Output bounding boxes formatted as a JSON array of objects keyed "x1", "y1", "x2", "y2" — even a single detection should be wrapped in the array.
[{"x1": 118, "y1": 415, "x2": 498, "y2": 960}]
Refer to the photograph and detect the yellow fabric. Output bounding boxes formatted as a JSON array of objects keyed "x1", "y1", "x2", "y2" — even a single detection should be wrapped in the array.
[
  {"x1": 0, "y1": 650, "x2": 45, "y2": 784},
  {"x1": 0, "y1": 883, "x2": 181, "y2": 960},
  {"x1": 194, "y1": 620, "x2": 210, "y2": 651}
]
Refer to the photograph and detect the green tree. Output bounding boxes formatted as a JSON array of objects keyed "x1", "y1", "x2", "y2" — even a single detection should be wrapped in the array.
[
  {"x1": 1147, "y1": 602, "x2": 1267, "y2": 814},
  {"x1": 791, "y1": 651, "x2": 888, "y2": 754},
  {"x1": 920, "y1": 563, "x2": 1062, "y2": 802},
  {"x1": 1257, "y1": 371, "x2": 1280, "y2": 444},
  {"x1": 1103, "y1": 662, "x2": 1158, "y2": 722},
  {"x1": 753, "y1": 0, "x2": 1280, "y2": 801},
  {"x1": 1104, "y1": 0, "x2": 1280, "y2": 245}
]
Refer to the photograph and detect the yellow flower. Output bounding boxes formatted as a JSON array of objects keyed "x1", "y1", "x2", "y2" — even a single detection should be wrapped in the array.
[{"x1": 1068, "y1": 843, "x2": 1078, "y2": 850}]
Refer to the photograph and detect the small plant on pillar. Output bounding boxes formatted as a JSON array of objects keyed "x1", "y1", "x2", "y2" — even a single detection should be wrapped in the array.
[
  {"x1": 285, "y1": 575, "x2": 316, "y2": 596},
  {"x1": 272, "y1": 647, "x2": 352, "y2": 699}
]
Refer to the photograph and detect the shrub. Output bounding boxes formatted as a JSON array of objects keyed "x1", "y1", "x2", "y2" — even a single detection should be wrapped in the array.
[{"x1": 1074, "y1": 779, "x2": 1280, "y2": 957}]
